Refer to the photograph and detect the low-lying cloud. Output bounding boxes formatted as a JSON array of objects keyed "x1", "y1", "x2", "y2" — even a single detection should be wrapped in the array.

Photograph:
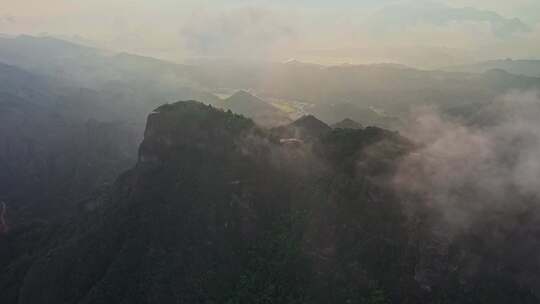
[{"x1": 395, "y1": 90, "x2": 540, "y2": 231}]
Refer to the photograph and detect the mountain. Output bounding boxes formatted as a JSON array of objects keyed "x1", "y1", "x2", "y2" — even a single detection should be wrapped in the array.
[
  {"x1": 222, "y1": 90, "x2": 290, "y2": 127},
  {"x1": 271, "y1": 114, "x2": 332, "y2": 141},
  {"x1": 291, "y1": 115, "x2": 332, "y2": 135},
  {"x1": 0, "y1": 37, "x2": 229, "y2": 226},
  {"x1": 2, "y1": 35, "x2": 540, "y2": 303},
  {"x1": 0, "y1": 36, "x2": 227, "y2": 229},
  {"x1": 445, "y1": 59, "x2": 540, "y2": 77},
  {"x1": 331, "y1": 118, "x2": 363, "y2": 129},
  {"x1": 310, "y1": 103, "x2": 401, "y2": 130},
  {"x1": 0, "y1": 35, "x2": 162, "y2": 85},
  {"x1": 191, "y1": 61, "x2": 540, "y2": 121},
  {"x1": 0, "y1": 35, "x2": 222, "y2": 118},
  {"x1": 0, "y1": 62, "x2": 140, "y2": 224},
  {"x1": 0, "y1": 101, "x2": 416, "y2": 303},
  {"x1": 3, "y1": 35, "x2": 540, "y2": 126},
  {"x1": 1, "y1": 100, "x2": 539, "y2": 303},
  {"x1": 223, "y1": 90, "x2": 274, "y2": 115}
]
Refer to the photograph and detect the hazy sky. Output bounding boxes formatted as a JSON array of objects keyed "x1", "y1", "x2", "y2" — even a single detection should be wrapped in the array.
[{"x1": 1, "y1": 0, "x2": 540, "y2": 67}]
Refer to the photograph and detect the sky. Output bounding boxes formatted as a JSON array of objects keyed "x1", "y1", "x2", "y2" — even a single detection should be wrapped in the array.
[{"x1": 1, "y1": 0, "x2": 539, "y2": 67}]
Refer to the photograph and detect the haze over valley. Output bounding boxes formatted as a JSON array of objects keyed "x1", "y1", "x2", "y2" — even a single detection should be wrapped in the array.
[{"x1": 1, "y1": 1, "x2": 540, "y2": 303}]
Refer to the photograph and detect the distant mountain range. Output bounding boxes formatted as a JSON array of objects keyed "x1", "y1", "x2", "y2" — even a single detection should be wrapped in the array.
[
  {"x1": 310, "y1": 103, "x2": 401, "y2": 130},
  {"x1": 190, "y1": 57, "x2": 540, "y2": 120},
  {"x1": 2, "y1": 35, "x2": 540, "y2": 126},
  {"x1": 0, "y1": 35, "x2": 221, "y2": 117},
  {"x1": 221, "y1": 90, "x2": 291, "y2": 127},
  {"x1": 445, "y1": 59, "x2": 540, "y2": 77},
  {"x1": 331, "y1": 118, "x2": 363, "y2": 130}
]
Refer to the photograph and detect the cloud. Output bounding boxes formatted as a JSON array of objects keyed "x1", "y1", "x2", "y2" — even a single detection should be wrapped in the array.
[
  {"x1": 395, "y1": 91, "x2": 540, "y2": 232},
  {"x1": 0, "y1": 14, "x2": 17, "y2": 32},
  {"x1": 370, "y1": 0, "x2": 531, "y2": 38},
  {"x1": 179, "y1": 7, "x2": 298, "y2": 59},
  {"x1": 0, "y1": 0, "x2": 537, "y2": 66},
  {"x1": 393, "y1": 91, "x2": 540, "y2": 292},
  {"x1": 0, "y1": 15, "x2": 16, "y2": 24}
]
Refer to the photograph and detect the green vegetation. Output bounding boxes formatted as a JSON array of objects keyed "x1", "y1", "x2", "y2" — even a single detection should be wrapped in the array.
[{"x1": 1, "y1": 101, "x2": 539, "y2": 303}]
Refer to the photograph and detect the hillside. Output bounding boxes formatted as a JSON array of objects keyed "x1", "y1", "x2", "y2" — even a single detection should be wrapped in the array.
[
  {"x1": 0, "y1": 62, "x2": 141, "y2": 224},
  {"x1": 3, "y1": 35, "x2": 540, "y2": 124},
  {"x1": 271, "y1": 114, "x2": 332, "y2": 141},
  {"x1": 445, "y1": 59, "x2": 540, "y2": 77},
  {"x1": 332, "y1": 118, "x2": 363, "y2": 129},
  {"x1": 1, "y1": 101, "x2": 538, "y2": 303},
  {"x1": 221, "y1": 90, "x2": 291, "y2": 127},
  {"x1": 190, "y1": 60, "x2": 540, "y2": 119},
  {"x1": 310, "y1": 103, "x2": 401, "y2": 129},
  {"x1": 0, "y1": 35, "x2": 222, "y2": 117}
]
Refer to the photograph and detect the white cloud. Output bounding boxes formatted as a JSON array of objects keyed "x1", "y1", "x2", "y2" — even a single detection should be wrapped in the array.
[
  {"x1": 0, "y1": 0, "x2": 538, "y2": 65},
  {"x1": 178, "y1": 6, "x2": 299, "y2": 59},
  {"x1": 395, "y1": 91, "x2": 540, "y2": 231}
]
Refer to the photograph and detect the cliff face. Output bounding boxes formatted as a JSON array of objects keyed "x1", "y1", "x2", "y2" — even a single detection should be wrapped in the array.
[
  {"x1": 138, "y1": 101, "x2": 254, "y2": 164},
  {"x1": 1, "y1": 101, "x2": 538, "y2": 304}
]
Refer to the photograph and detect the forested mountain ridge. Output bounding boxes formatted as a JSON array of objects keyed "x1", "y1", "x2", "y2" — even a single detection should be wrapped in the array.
[
  {"x1": 1, "y1": 101, "x2": 538, "y2": 304},
  {"x1": 445, "y1": 59, "x2": 540, "y2": 78},
  {"x1": 0, "y1": 101, "x2": 412, "y2": 303}
]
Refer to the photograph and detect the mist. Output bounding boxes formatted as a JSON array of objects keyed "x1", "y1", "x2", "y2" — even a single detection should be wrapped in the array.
[
  {"x1": 396, "y1": 91, "x2": 540, "y2": 229},
  {"x1": 2, "y1": 0, "x2": 540, "y2": 67},
  {"x1": 2, "y1": 0, "x2": 540, "y2": 303}
]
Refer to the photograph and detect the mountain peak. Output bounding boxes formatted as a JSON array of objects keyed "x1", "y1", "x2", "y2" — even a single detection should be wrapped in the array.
[
  {"x1": 140, "y1": 101, "x2": 254, "y2": 164},
  {"x1": 291, "y1": 115, "x2": 331, "y2": 136},
  {"x1": 226, "y1": 90, "x2": 260, "y2": 102},
  {"x1": 221, "y1": 91, "x2": 290, "y2": 127},
  {"x1": 331, "y1": 118, "x2": 363, "y2": 130},
  {"x1": 292, "y1": 115, "x2": 330, "y2": 128}
]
